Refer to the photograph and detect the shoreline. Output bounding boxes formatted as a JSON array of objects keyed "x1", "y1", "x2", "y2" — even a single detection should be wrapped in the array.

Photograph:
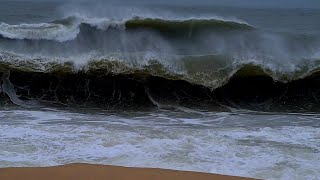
[{"x1": 0, "y1": 164, "x2": 255, "y2": 180}]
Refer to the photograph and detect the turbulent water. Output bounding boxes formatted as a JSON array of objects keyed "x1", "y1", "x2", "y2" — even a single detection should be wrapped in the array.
[{"x1": 0, "y1": 1, "x2": 320, "y2": 180}]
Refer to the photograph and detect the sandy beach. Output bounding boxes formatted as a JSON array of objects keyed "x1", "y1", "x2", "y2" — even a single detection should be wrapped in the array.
[{"x1": 0, "y1": 164, "x2": 254, "y2": 180}]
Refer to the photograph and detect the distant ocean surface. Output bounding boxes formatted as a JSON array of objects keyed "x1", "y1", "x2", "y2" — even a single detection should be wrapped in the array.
[{"x1": 0, "y1": 1, "x2": 320, "y2": 180}]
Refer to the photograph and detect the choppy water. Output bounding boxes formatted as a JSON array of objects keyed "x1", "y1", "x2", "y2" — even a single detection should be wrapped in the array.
[
  {"x1": 1, "y1": 1, "x2": 320, "y2": 180},
  {"x1": 0, "y1": 108, "x2": 319, "y2": 180}
]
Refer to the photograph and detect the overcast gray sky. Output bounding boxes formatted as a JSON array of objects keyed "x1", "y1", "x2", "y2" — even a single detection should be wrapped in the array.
[
  {"x1": 0, "y1": 0, "x2": 319, "y2": 9},
  {"x1": 206, "y1": 0, "x2": 320, "y2": 8}
]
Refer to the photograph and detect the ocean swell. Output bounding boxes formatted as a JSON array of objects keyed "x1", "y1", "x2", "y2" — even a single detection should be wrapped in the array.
[
  {"x1": 0, "y1": 14, "x2": 320, "y2": 112},
  {"x1": 1, "y1": 52, "x2": 320, "y2": 112},
  {"x1": 0, "y1": 16, "x2": 253, "y2": 42}
]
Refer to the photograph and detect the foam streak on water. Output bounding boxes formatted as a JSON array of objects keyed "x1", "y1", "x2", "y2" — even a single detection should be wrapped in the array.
[{"x1": 0, "y1": 109, "x2": 319, "y2": 180}]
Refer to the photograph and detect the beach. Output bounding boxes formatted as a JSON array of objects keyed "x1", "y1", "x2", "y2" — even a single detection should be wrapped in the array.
[{"x1": 0, "y1": 164, "x2": 254, "y2": 180}]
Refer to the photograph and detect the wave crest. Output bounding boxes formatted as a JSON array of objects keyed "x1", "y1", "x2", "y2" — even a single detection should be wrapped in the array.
[
  {"x1": 1, "y1": 52, "x2": 320, "y2": 89},
  {"x1": 0, "y1": 22, "x2": 80, "y2": 42},
  {"x1": 0, "y1": 16, "x2": 253, "y2": 42}
]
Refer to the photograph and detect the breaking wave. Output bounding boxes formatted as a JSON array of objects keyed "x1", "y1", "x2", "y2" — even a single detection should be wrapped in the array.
[
  {"x1": 1, "y1": 13, "x2": 320, "y2": 112},
  {"x1": 1, "y1": 51, "x2": 320, "y2": 88},
  {"x1": 1, "y1": 51, "x2": 320, "y2": 112},
  {"x1": 0, "y1": 16, "x2": 253, "y2": 42}
]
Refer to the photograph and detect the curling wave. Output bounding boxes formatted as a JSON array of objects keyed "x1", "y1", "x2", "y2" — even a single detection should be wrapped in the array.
[
  {"x1": 1, "y1": 51, "x2": 320, "y2": 88},
  {"x1": 2, "y1": 52, "x2": 320, "y2": 112},
  {"x1": 0, "y1": 16, "x2": 253, "y2": 42}
]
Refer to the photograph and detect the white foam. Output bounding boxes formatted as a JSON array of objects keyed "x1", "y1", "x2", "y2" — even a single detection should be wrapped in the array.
[
  {"x1": 0, "y1": 110, "x2": 319, "y2": 180},
  {"x1": 0, "y1": 22, "x2": 80, "y2": 42},
  {"x1": 82, "y1": 17, "x2": 126, "y2": 31}
]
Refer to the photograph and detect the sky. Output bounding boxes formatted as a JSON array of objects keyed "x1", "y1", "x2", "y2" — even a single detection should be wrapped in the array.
[
  {"x1": 207, "y1": 0, "x2": 320, "y2": 8},
  {"x1": 0, "y1": 0, "x2": 319, "y2": 9}
]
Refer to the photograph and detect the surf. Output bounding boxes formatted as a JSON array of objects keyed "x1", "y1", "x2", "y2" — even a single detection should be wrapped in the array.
[
  {"x1": 1, "y1": 53, "x2": 320, "y2": 112},
  {"x1": 0, "y1": 13, "x2": 319, "y2": 113},
  {"x1": 0, "y1": 16, "x2": 253, "y2": 42}
]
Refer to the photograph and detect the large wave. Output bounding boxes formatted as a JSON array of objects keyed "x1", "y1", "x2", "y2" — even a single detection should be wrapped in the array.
[
  {"x1": 1, "y1": 13, "x2": 320, "y2": 112},
  {"x1": 1, "y1": 51, "x2": 320, "y2": 112},
  {"x1": 1, "y1": 51, "x2": 320, "y2": 88},
  {"x1": 0, "y1": 16, "x2": 253, "y2": 42}
]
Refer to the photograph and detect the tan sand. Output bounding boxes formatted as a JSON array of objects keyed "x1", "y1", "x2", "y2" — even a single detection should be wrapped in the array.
[{"x1": 0, "y1": 163, "x2": 255, "y2": 180}]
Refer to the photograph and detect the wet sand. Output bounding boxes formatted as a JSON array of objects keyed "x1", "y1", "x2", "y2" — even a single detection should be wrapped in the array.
[{"x1": 0, "y1": 164, "x2": 255, "y2": 180}]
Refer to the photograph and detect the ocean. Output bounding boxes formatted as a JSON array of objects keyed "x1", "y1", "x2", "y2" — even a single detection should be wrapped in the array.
[{"x1": 0, "y1": 1, "x2": 320, "y2": 179}]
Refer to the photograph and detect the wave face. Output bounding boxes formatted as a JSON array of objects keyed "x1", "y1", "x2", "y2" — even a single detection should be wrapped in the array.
[
  {"x1": 0, "y1": 16, "x2": 252, "y2": 42},
  {"x1": 2, "y1": 52, "x2": 320, "y2": 112}
]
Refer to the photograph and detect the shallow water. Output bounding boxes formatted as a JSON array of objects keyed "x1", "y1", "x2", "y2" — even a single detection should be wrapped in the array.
[{"x1": 0, "y1": 108, "x2": 319, "y2": 180}]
